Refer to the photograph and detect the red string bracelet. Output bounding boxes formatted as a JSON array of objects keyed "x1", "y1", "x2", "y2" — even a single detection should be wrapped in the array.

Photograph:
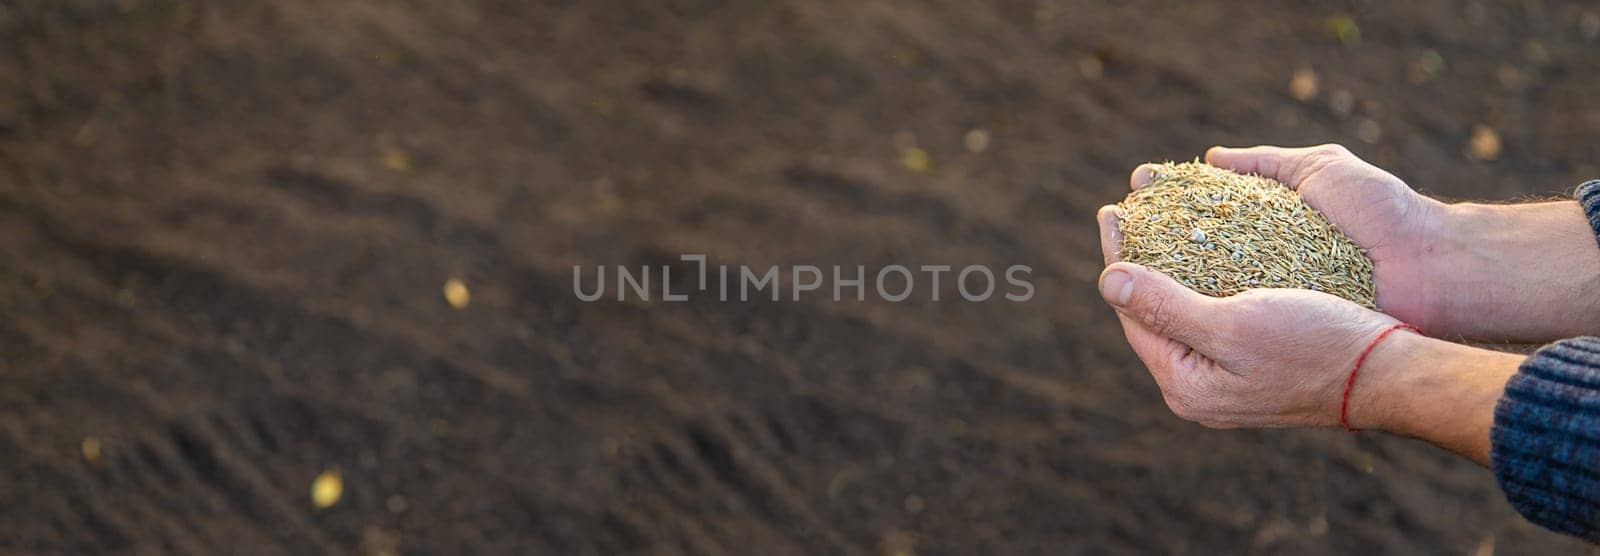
[{"x1": 1340, "y1": 323, "x2": 1419, "y2": 432}]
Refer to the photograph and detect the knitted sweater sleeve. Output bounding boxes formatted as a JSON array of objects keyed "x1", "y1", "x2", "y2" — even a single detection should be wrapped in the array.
[{"x1": 1490, "y1": 179, "x2": 1600, "y2": 542}]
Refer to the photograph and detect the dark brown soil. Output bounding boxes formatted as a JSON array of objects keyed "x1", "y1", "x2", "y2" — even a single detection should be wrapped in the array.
[{"x1": 4, "y1": 1, "x2": 1600, "y2": 553}]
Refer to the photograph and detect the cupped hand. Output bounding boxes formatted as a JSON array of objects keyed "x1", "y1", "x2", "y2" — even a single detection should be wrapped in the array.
[
  {"x1": 1199, "y1": 145, "x2": 1449, "y2": 333},
  {"x1": 1096, "y1": 201, "x2": 1405, "y2": 429}
]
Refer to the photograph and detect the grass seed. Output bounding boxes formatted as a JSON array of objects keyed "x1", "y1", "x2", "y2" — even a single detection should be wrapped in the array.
[{"x1": 1117, "y1": 161, "x2": 1376, "y2": 308}]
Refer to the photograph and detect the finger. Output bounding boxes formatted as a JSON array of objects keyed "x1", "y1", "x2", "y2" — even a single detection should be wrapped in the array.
[
  {"x1": 1114, "y1": 311, "x2": 1183, "y2": 389},
  {"x1": 1205, "y1": 144, "x2": 1347, "y2": 188},
  {"x1": 1098, "y1": 261, "x2": 1220, "y2": 350},
  {"x1": 1097, "y1": 205, "x2": 1123, "y2": 264},
  {"x1": 1129, "y1": 164, "x2": 1156, "y2": 190},
  {"x1": 1099, "y1": 205, "x2": 1182, "y2": 390}
]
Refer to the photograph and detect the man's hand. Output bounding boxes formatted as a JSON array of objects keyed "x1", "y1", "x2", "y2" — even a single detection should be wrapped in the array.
[
  {"x1": 1096, "y1": 203, "x2": 1403, "y2": 429},
  {"x1": 1099, "y1": 161, "x2": 1526, "y2": 463},
  {"x1": 1204, "y1": 144, "x2": 1600, "y2": 342},
  {"x1": 1097, "y1": 263, "x2": 1405, "y2": 428}
]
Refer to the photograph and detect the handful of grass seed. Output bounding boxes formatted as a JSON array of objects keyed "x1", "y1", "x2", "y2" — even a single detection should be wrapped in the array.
[{"x1": 1117, "y1": 161, "x2": 1376, "y2": 308}]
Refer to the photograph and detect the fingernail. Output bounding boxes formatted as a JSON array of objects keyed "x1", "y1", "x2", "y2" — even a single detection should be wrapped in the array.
[
  {"x1": 1100, "y1": 269, "x2": 1133, "y2": 306},
  {"x1": 1131, "y1": 165, "x2": 1154, "y2": 189}
]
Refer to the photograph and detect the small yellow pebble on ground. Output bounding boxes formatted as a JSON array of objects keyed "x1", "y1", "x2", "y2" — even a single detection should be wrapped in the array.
[
  {"x1": 1289, "y1": 67, "x2": 1318, "y2": 102},
  {"x1": 1470, "y1": 125, "x2": 1502, "y2": 161},
  {"x1": 444, "y1": 278, "x2": 470, "y2": 309},
  {"x1": 963, "y1": 129, "x2": 990, "y2": 153},
  {"x1": 81, "y1": 437, "x2": 101, "y2": 464},
  {"x1": 900, "y1": 147, "x2": 931, "y2": 172},
  {"x1": 312, "y1": 469, "x2": 343, "y2": 508},
  {"x1": 1325, "y1": 15, "x2": 1360, "y2": 47},
  {"x1": 382, "y1": 149, "x2": 411, "y2": 172}
]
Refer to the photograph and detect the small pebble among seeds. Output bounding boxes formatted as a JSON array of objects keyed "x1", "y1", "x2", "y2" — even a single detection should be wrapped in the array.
[{"x1": 1117, "y1": 162, "x2": 1376, "y2": 308}]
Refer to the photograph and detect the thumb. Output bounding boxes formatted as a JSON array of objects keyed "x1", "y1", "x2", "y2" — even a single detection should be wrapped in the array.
[
  {"x1": 1098, "y1": 262, "x2": 1220, "y2": 348},
  {"x1": 1204, "y1": 144, "x2": 1357, "y2": 189}
]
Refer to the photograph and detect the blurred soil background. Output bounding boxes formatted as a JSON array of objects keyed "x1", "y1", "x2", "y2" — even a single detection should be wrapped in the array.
[{"x1": 4, "y1": 0, "x2": 1600, "y2": 553}]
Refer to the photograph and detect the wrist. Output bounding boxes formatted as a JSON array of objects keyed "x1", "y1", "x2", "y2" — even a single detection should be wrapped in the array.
[
  {"x1": 1342, "y1": 327, "x2": 1432, "y2": 433},
  {"x1": 1424, "y1": 201, "x2": 1600, "y2": 340},
  {"x1": 1347, "y1": 330, "x2": 1521, "y2": 464}
]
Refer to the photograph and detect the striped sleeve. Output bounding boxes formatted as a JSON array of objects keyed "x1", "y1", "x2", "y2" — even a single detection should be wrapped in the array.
[
  {"x1": 1492, "y1": 337, "x2": 1600, "y2": 542},
  {"x1": 1578, "y1": 180, "x2": 1600, "y2": 249}
]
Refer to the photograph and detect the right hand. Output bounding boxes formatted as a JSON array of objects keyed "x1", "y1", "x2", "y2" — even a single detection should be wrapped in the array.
[
  {"x1": 1199, "y1": 144, "x2": 1450, "y2": 334},
  {"x1": 1203, "y1": 144, "x2": 1600, "y2": 342}
]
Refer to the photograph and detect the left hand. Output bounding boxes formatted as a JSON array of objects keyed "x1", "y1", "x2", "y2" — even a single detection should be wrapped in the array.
[{"x1": 1096, "y1": 178, "x2": 1407, "y2": 429}]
